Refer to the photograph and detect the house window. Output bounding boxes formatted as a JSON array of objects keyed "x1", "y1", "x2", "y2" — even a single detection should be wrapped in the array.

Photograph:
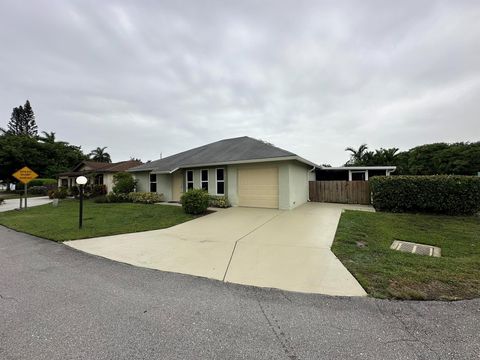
[
  {"x1": 201, "y1": 170, "x2": 209, "y2": 191},
  {"x1": 150, "y1": 173, "x2": 157, "y2": 192},
  {"x1": 61, "y1": 179, "x2": 68, "y2": 187},
  {"x1": 216, "y1": 168, "x2": 225, "y2": 195},
  {"x1": 186, "y1": 170, "x2": 194, "y2": 190},
  {"x1": 95, "y1": 174, "x2": 104, "y2": 185}
]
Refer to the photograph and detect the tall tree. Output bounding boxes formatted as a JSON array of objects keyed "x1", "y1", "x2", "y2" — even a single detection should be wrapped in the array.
[
  {"x1": 22, "y1": 100, "x2": 37, "y2": 136},
  {"x1": 2, "y1": 100, "x2": 38, "y2": 136},
  {"x1": 89, "y1": 146, "x2": 112, "y2": 163}
]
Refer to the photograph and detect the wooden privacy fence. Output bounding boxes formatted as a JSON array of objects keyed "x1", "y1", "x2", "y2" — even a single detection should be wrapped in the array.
[{"x1": 309, "y1": 181, "x2": 371, "y2": 205}]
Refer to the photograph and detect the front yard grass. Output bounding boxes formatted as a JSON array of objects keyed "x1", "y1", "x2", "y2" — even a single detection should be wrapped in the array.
[
  {"x1": 332, "y1": 211, "x2": 480, "y2": 300},
  {"x1": 0, "y1": 199, "x2": 196, "y2": 241}
]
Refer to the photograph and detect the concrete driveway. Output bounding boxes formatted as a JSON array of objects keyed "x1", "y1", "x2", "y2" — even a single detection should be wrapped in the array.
[
  {"x1": 0, "y1": 196, "x2": 52, "y2": 212},
  {"x1": 66, "y1": 203, "x2": 372, "y2": 296}
]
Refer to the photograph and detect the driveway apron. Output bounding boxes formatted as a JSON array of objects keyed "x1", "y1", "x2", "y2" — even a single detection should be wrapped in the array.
[{"x1": 66, "y1": 203, "x2": 371, "y2": 296}]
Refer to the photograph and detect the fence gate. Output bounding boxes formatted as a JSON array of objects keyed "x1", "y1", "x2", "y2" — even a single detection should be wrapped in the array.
[{"x1": 309, "y1": 181, "x2": 370, "y2": 205}]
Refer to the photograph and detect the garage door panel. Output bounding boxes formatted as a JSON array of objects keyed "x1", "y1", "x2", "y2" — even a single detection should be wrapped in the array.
[{"x1": 238, "y1": 167, "x2": 278, "y2": 209}]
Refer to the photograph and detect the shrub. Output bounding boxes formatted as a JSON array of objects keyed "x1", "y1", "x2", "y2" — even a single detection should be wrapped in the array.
[
  {"x1": 83, "y1": 184, "x2": 107, "y2": 198},
  {"x1": 209, "y1": 195, "x2": 230, "y2": 208},
  {"x1": 48, "y1": 187, "x2": 68, "y2": 199},
  {"x1": 91, "y1": 184, "x2": 107, "y2": 197},
  {"x1": 181, "y1": 189, "x2": 210, "y2": 214},
  {"x1": 112, "y1": 172, "x2": 136, "y2": 194},
  {"x1": 28, "y1": 186, "x2": 49, "y2": 196},
  {"x1": 69, "y1": 186, "x2": 80, "y2": 197},
  {"x1": 129, "y1": 192, "x2": 163, "y2": 204},
  {"x1": 106, "y1": 192, "x2": 131, "y2": 203},
  {"x1": 370, "y1": 175, "x2": 480, "y2": 215}
]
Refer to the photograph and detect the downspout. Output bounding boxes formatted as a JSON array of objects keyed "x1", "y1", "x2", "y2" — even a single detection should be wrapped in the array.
[{"x1": 308, "y1": 166, "x2": 316, "y2": 202}]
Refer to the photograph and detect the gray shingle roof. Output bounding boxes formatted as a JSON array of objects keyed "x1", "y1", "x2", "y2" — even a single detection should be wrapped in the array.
[{"x1": 129, "y1": 136, "x2": 308, "y2": 173}]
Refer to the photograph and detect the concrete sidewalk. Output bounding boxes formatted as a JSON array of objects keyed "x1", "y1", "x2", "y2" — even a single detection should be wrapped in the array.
[
  {"x1": 66, "y1": 203, "x2": 372, "y2": 296},
  {"x1": 0, "y1": 196, "x2": 52, "y2": 212}
]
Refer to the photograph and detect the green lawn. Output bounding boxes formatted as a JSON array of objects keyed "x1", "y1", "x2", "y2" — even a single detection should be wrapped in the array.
[
  {"x1": 0, "y1": 200, "x2": 196, "y2": 241},
  {"x1": 332, "y1": 211, "x2": 480, "y2": 300}
]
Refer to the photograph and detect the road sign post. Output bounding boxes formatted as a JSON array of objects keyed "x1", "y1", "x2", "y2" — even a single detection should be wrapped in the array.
[{"x1": 12, "y1": 166, "x2": 39, "y2": 210}]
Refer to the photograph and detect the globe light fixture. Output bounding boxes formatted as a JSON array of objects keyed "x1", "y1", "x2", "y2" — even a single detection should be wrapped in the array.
[{"x1": 76, "y1": 176, "x2": 88, "y2": 185}]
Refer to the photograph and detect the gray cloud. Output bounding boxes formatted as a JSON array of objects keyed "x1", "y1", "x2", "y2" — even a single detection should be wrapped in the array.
[{"x1": 1, "y1": 0, "x2": 479, "y2": 165}]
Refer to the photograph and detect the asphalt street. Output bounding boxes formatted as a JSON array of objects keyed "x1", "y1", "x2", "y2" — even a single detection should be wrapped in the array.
[{"x1": 0, "y1": 225, "x2": 479, "y2": 359}]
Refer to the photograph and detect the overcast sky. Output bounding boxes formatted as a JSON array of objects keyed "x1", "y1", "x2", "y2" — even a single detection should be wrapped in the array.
[{"x1": 1, "y1": 0, "x2": 479, "y2": 165}]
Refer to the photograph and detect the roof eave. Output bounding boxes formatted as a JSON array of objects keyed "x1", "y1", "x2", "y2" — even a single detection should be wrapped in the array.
[
  {"x1": 320, "y1": 166, "x2": 397, "y2": 171},
  {"x1": 142, "y1": 156, "x2": 318, "y2": 174}
]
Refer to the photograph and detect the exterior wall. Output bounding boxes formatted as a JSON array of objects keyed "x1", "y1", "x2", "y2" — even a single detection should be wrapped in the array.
[
  {"x1": 133, "y1": 172, "x2": 150, "y2": 192},
  {"x1": 278, "y1": 162, "x2": 290, "y2": 210},
  {"x1": 103, "y1": 173, "x2": 115, "y2": 193},
  {"x1": 227, "y1": 166, "x2": 238, "y2": 206},
  {"x1": 289, "y1": 162, "x2": 310, "y2": 209},
  {"x1": 183, "y1": 167, "x2": 226, "y2": 197},
  {"x1": 156, "y1": 174, "x2": 172, "y2": 201}
]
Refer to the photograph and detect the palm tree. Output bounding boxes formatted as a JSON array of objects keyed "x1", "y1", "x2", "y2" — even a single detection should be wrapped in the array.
[
  {"x1": 39, "y1": 131, "x2": 56, "y2": 143},
  {"x1": 382, "y1": 147, "x2": 399, "y2": 164},
  {"x1": 345, "y1": 144, "x2": 369, "y2": 165},
  {"x1": 89, "y1": 146, "x2": 112, "y2": 163}
]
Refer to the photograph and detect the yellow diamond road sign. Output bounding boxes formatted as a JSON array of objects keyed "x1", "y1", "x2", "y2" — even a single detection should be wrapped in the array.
[{"x1": 13, "y1": 166, "x2": 39, "y2": 184}]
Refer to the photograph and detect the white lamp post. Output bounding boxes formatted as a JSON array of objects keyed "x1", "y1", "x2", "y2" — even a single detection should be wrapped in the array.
[{"x1": 76, "y1": 176, "x2": 88, "y2": 229}]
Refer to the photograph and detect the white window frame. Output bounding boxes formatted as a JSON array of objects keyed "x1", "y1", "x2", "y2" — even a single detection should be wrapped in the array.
[
  {"x1": 186, "y1": 170, "x2": 194, "y2": 190},
  {"x1": 215, "y1": 168, "x2": 225, "y2": 195},
  {"x1": 201, "y1": 169, "x2": 209, "y2": 191},
  {"x1": 348, "y1": 170, "x2": 368, "y2": 181}
]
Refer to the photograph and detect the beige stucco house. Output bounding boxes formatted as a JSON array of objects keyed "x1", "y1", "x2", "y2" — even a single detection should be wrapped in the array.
[
  {"x1": 128, "y1": 137, "x2": 317, "y2": 210},
  {"x1": 57, "y1": 160, "x2": 142, "y2": 193}
]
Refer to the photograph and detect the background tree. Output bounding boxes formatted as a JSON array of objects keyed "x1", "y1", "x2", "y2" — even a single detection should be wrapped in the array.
[
  {"x1": 39, "y1": 131, "x2": 56, "y2": 143},
  {"x1": 345, "y1": 144, "x2": 369, "y2": 165},
  {"x1": 2, "y1": 100, "x2": 38, "y2": 137},
  {"x1": 89, "y1": 147, "x2": 112, "y2": 163},
  {"x1": 344, "y1": 142, "x2": 480, "y2": 175},
  {"x1": 0, "y1": 134, "x2": 86, "y2": 183},
  {"x1": 0, "y1": 100, "x2": 87, "y2": 188}
]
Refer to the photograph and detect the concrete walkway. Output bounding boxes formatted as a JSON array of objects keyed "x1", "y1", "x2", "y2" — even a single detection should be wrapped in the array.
[
  {"x1": 0, "y1": 196, "x2": 52, "y2": 212},
  {"x1": 66, "y1": 202, "x2": 373, "y2": 296}
]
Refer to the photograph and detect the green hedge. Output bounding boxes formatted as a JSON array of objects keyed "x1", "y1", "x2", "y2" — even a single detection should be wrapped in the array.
[
  {"x1": 97, "y1": 192, "x2": 164, "y2": 204},
  {"x1": 370, "y1": 175, "x2": 480, "y2": 215},
  {"x1": 181, "y1": 189, "x2": 210, "y2": 214},
  {"x1": 17, "y1": 178, "x2": 57, "y2": 190}
]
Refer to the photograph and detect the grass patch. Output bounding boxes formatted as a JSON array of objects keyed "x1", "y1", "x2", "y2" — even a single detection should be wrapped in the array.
[
  {"x1": 332, "y1": 211, "x2": 480, "y2": 300},
  {"x1": 0, "y1": 199, "x2": 196, "y2": 241}
]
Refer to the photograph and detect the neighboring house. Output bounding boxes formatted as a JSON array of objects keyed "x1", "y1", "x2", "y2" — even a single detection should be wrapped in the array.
[
  {"x1": 57, "y1": 160, "x2": 142, "y2": 193},
  {"x1": 316, "y1": 166, "x2": 396, "y2": 181},
  {"x1": 128, "y1": 137, "x2": 318, "y2": 210}
]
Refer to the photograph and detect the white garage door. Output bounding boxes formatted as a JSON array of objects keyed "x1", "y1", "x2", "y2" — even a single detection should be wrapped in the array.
[{"x1": 238, "y1": 166, "x2": 279, "y2": 208}]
